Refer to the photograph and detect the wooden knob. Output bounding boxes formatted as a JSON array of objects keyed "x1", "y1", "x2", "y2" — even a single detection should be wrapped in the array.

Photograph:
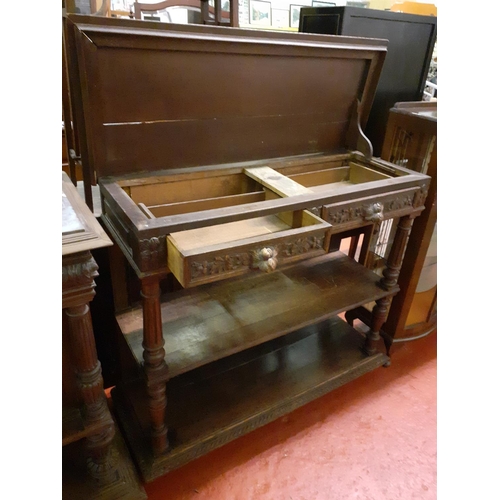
[
  {"x1": 362, "y1": 202, "x2": 383, "y2": 223},
  {"x1": 252, "y1": 247, "x2": 278, "y2": 272}
]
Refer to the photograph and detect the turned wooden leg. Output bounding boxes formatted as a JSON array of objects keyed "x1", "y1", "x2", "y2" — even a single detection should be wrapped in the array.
[
  {"x1": 363, "y1": 296, "x2": 391, "y2": 356},
  {"x1": 65, "y1": 304, "x2": 116, "y2": 482},
  {"x1": 363, "y1": 215, "x2": 414, "y2": 357},
  {"x1": 141, "y1": 278, "x2": 169, "y2": 456}
]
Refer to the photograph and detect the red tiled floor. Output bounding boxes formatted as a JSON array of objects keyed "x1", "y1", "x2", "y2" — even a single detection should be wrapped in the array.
[{"x1": 142, "y1": 330, "x2": 437, "y2": 500}]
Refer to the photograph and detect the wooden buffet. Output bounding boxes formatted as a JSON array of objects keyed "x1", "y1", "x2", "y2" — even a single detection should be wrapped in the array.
[
  {"x1": 62, "y1": 172, "x2": 146, "y2": 499},
  {"x1": 64, "y1": 15, "x2": 431, "y2": 483}
]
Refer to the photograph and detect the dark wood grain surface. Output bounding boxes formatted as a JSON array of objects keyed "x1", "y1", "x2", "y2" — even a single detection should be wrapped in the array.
[
  {"x1": 62, "y1": 14, "x2": 431, "y2": 482},
  {"x1": 117, "y1": 251, "x2": 396, "y2": 379},
  {"x1": 112, "y1": 316, "x2": 389, "y2": 481},
  {"x1": 66, "y1": 15, "x2": 387, "y2": 178}
]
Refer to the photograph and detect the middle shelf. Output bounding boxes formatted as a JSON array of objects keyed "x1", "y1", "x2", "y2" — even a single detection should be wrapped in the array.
[{"x1": 116, "y1": 251, "x2": 395, "y2": 379}]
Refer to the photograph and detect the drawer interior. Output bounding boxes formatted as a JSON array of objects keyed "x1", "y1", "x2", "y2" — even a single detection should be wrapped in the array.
[
  {"x1": 123, "y1": 171, "x2": 268, "y2": 219},
  {"x1": 286, "y1": 162, "x2": 392, "y2": 193},
  {"x1": 116, "y1": 156, "x2": 397, "y2": 224},
  {"x1": 168, "y1": 210, "x2": 323, "y2": 254}
]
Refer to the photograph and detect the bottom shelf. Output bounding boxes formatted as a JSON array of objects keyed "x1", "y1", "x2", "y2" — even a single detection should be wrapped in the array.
[
  {"x1": 112, "y1": 316, "x2": 389, "y2": 482},
  {"x1": 62, "y1": 419, "x2": 147, "y2": 500}
]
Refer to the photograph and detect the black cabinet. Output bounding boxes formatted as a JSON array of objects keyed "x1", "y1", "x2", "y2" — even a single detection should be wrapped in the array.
[{"x1": 299, "y1": 7, "x2": 437, "y2": 156}]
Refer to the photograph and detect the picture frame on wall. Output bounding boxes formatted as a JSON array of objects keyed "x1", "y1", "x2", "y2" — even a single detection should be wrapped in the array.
[
  {"x1": 250, "y1": 0, "x2": 272, "y2": 26},
  {"x1": 66, "y1": 0, "x2": 92, "y2": 14},
  {"x1": 272, "y1": 8, "x2": 289, "y2": 28},
  {"x1": 290, "y1": 5, "x2": 302, "y2": 28},
  {"x1": 312, "y1": 1, "x2": 337, "y2": 6}
]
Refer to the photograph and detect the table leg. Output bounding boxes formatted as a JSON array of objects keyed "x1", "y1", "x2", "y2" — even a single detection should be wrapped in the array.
[
  {"x1": 65, "y1": 304, "x2": 116, "y2": 482},
  {"x1": 363, "y1": 215, "x2": 414, "y2": 357},
  {"x1": 141, "y1": 278, "x2": 169, "y2": 456}
]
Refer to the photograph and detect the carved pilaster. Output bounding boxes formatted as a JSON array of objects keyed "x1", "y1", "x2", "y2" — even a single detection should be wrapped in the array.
[
  {"x1": 62, "y1": 254, "x2": 98, "y2": 288},
  {"x1": 62, "y1": 252, "x2": 99, "y2": 307},
  {"x1": 65, "y1": 303, "x2": 116, "y2": 481}
]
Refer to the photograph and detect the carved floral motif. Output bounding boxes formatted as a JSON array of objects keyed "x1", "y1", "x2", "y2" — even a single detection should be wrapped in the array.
[
  {"x1": 328, "y1": 206, "x2": 364, "y2": 225},
  {"x1": 190, "y1": 235, "x2": 325, "y2": 279},
  {"x1": 327, "y1": 193, "x2": 416, "y2": 226},
  {"x1": 251, "y1": 247, "x2": 278, "y2": 273},
  {"x1": 62, "y1": 254, "x2": 98, "y2": 288},
  {"x1": 280, "y1": 236, "x2": 324, "y2": 256},
  {"x1": 191, "y1": 253, "x2": 251, "y2": 278},
  {"x1": 139, "y1": 237, "x2": 165, "y2": 271},
  {"x1": 413, "y1": 184, "x2": 430, "y2": 208},
  {"x1": 386, "y1": 195, "x2": 413, "y2": 211}
]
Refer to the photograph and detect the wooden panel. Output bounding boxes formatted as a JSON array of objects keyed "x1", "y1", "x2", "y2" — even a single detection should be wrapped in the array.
[
  {"x1": 322, "y1": 186, "x2": 420, "y2": 231},
  {"x1": 288, "y1": 166, "x2": 350, "y2": 186},
  {"x1": 116, "y1": 252, "x2": 395, "y2": 378},
  {"x1": 349, "y1": 163, "x2": 392, "y2": 183},
  {"x1": 286, "y1": 163, "x2": 390, "y2": 188},
  {"x1": 96, "y1": 49, "x2": 364, "y2": 124},
  {"x1": 112, "y1": 316, "x2": 389, "y2": 481},
  {"x1": 99, "y1": 114, "x2": 349, "y2": 176},
  {"x1": 129, "y1": 173, "x2": 258, "y2": 206},
  {"x1": 145, "y1": 192, "x2": 266, "y2": 218},
  {"x1": 69, "y1": 19, "x2": 386, "y2": 177}
]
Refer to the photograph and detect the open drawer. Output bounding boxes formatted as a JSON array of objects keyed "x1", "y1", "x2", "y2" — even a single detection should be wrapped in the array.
[
  {"x1": 166, "y1": 209, "x2": 330, "y2": 287},
  {"x1": 116, "y1": 166, "x2": 330, "y2": 287}
]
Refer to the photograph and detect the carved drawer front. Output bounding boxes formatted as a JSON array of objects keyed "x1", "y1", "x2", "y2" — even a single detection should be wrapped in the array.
[
  {"x1": 322, "y1": 187, "x2": 420, "y2": 231},
  {"x1": 167, "y1": 210, "x2": 331, "y2": 288}
]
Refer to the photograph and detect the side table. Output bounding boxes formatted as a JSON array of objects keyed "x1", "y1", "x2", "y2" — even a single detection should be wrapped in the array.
[{"x1": 62, "y1": 172, "x2": 146, "y2": 499}]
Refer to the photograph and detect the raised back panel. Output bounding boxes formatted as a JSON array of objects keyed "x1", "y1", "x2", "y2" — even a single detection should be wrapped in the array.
[{"x1": 68, "y1": 16, "x2": 387, "y2": 178}]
